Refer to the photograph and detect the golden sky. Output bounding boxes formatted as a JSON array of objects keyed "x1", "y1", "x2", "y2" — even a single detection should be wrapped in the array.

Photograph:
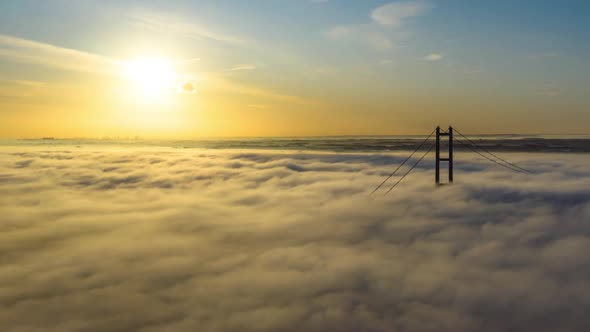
[{"x1": 0, "y1": 1, "x2": 589, "y2": 138}]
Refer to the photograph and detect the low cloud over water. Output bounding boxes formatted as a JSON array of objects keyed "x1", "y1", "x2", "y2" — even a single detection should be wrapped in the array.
[{"x1": 1, "y1": 145, "x2": 590, "y2": 331}]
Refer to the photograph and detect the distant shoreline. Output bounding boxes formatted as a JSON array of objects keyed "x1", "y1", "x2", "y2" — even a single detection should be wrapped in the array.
[{"x1": 2, "y1": 137, "x2": 590, "y2": 153}]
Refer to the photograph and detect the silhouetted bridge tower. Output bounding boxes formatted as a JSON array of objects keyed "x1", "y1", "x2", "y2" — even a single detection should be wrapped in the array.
[
  {"x1": 369, "y1": 125, "x2": 533, "y2": 196},
  {"x1": 435, "y1": 126, "x2": 453, "y2": 185}
]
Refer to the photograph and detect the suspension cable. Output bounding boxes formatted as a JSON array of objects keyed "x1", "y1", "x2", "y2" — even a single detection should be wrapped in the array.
[
  {"x1": 453, "y1": 128, "x2": 533, "y2": 173},
  {"x1": 454, "y1": 138, "x2": 528, "y2": 174},
  {"x1": 369, "y1": 128, "x2": 436, "y2": 196},
  {"x1": 384, "y1": 142, "x2": 435, "y2": 195}
]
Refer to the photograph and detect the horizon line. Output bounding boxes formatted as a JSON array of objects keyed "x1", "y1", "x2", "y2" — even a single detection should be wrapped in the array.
[{"x1": 3, "y1": 133, "x2": 590, "y2": 141}]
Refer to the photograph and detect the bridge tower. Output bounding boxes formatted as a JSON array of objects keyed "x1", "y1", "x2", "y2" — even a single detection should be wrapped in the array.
[{"x1": 435, "y1": 126, "x2": 454, "y2": 185}]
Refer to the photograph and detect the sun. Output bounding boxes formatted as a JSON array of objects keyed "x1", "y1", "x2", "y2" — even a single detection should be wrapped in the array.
[{"x1": 123, "y1": 58, "x2": 176, "y2": 102}]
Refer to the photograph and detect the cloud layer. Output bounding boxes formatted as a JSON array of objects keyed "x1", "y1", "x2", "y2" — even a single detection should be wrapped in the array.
[{"x1": 1, "y1": 145, "x2": 590, "y2": 331}]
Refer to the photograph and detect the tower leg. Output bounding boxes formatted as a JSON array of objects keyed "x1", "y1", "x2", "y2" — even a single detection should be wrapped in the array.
[
  {"x1": 448, "y1": 126, "x2": 453, "y2": 183},
  {"x1": 435, "y1": 126, "x2": 440, "y2": 185}
]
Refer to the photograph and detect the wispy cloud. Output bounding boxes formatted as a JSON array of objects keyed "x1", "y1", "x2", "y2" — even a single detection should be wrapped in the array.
[
  {"x1": 0, "y1": 33, "x2": 306, "y2": 106},
  {"x1": 180, "y1": 57, "x2": 201, "y2": 63},
  {"x1": 0, "y1": 34, "x2": 208, "y2": 77},
  {"x1": 0, "y1": 33, "x2": 120, "y2": 76},
  {"x1": 247, "y1": 104, "x2": 270, "y2": 109},
  {"x1": 131, "y1": 11, "x2": 252, "y2": 45},
  {"x1": 424, "y1": 53, "x2": 443, "y2": 61},
  {"x1": 326, "y1": 1, "x2": 433, "y2": 50},
  {"x1": 326, "y1": 24, "x2": 395, "y2": 50},
  {"x1": 0, "y1": 79, "x2": 88, "y2": 109},
  {"x1": 371, "y1": 1, "x2": 433, "y2": 27},
  {"x1": 202, "y1": 75, "x2": 315, "y2": 105},
  {"x1": 230, "y1": 64, "x2": 257, "y2": 71}
]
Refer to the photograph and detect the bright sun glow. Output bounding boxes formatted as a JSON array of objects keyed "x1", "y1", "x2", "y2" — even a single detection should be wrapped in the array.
[{"x1": 123, "y1": 58, "x2": 176, "y2": 102}]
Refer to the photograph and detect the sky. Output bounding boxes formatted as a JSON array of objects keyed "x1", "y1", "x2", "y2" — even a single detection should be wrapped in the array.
[
  {"x1": 0, "y1": 0, "x2": 589, "y2": 138},
  {"x1": 2, "y1": 144, "x2": 590, "y2": 331}
]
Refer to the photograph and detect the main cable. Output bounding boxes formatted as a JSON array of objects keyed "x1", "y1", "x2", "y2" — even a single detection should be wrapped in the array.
[
  {"x1": 453, "y1": 128, "x2": 533, "y2": 173},
  {"x1": 369, "y1": 128, "x2": 436, "y2": 196},
  {"x1": 454, "y1": 138, "x2": 528, "y2": 174},
  {"x1": 384, "y1": 142, "x2": 435, "y2": 195}
]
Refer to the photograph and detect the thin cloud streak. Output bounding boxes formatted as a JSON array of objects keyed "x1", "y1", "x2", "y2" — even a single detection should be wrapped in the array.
[
  {"x1": 0, "y1": 33, "x2": 121, "y2": 76},
  {"x1": 371, "y1": 1, "x2": 433, "y2": 27},
  {"x1": 130, "y1": 11, "x2": 253, "y2": 45},
  {"x1": 0, "y1": 34, "x2": 307, "y2": 106},
  {"x1": 424, "y1": 53, "x2": 443, "y2": 61},
  {"x1": 230, "y1": 64, "x2": 257, "y2": 71},
  {"x1": 203, "y1": 75, "x2": 316, "y2": 105},
  {"x1": 326, "y1": 24, "x2": 395, "y2": 50},
  {"x1": 326, "y1": 1, "x2": 433, "y2": 50}
]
